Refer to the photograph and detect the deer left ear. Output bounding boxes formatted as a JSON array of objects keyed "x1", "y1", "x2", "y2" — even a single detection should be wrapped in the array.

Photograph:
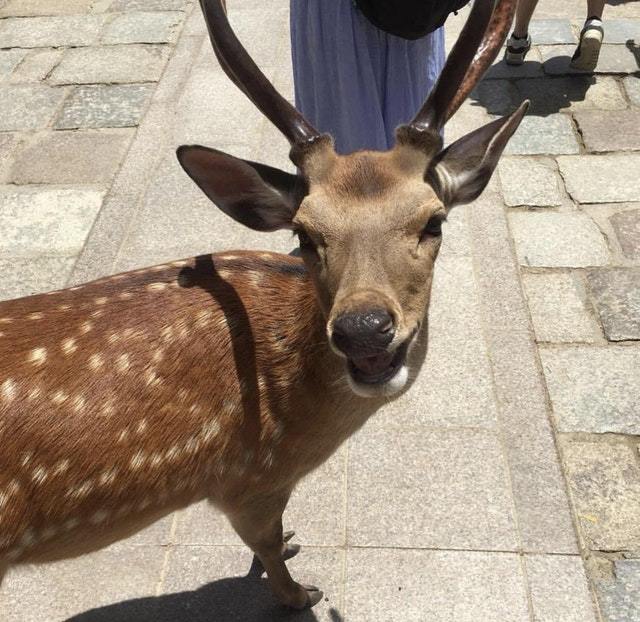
[
  {"x1": 428, "y1": 101, "x2": 529, "y2": 209},
  {"x1": 177, "y1": 145, "x2": 304, "y2": 232}
]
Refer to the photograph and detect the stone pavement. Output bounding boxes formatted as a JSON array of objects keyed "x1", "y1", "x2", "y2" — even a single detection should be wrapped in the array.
[{"x1": 0, "y1": 0, "x2": 639, "y2": 620}]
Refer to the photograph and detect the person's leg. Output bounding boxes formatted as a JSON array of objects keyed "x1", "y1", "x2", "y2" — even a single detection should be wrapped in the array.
[
  {"x1": 586, "y1": 0, "x2": 606, "y2": 19},
  {"x1": 570, "y1": 0, "x2": 605, "y2": 71},
  {"x1": 505, "y1": 0, "x2": 539, "y2": 65}
]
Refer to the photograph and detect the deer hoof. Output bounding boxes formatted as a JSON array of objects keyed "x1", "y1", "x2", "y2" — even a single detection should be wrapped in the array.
[
  {"x1": 302, "y1": 584, "x2": 324, "y2": 608},
  {"x1": 283, "y1": 542, "x2": 301, "y2": 561},
  {"x1": 283, "y1": 530, "x2": 295, "y2": 542}
]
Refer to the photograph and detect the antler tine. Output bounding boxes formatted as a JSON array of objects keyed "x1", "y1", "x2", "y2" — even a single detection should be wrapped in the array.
[
  {"x1": 444, "y1": 0, "x2": 517, "y2": 121},
  {"x1": 199, "y1": 0, "x2": 322, "y2": 151}
]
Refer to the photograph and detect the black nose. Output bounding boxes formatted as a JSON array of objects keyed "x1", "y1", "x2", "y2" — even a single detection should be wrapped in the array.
[{"x1": 332, "y1": 309, "x2": 395, "y2": 356}]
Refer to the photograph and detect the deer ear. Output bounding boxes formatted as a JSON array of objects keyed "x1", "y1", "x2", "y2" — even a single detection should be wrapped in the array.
[
  {"x1": 177, "y1": 145, "x2": 304, "y2": 232},
  {"x1": 428, "y1": 101, "x2": 529, "y2": 209}
]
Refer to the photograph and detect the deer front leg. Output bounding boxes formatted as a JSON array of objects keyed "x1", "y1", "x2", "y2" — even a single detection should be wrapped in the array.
[{"x1": 227, "y1": 492, "x2": 323, "y2": 609}]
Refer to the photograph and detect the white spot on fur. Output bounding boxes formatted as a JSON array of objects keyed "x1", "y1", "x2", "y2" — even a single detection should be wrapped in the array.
[
  {"x1": 201, "y1": 419, "x2": 220, "y2": 443},
  {"x1": 116, "y1": 353, "x2": 131, "y2": 373},
  {"x1": 21, "y1": 452, "x2": 33, "y2": 467},
  {"x1": 259, "y1": 252, "x2": 275, "y2": 260},
  {"x1": 64, "y1": 518, "x2": 80, "y2": 531},
  {"x1": 0, "y1": 492, "x2": 7, "y2": 510},
  {"x1": 145, "y1": 370, "x2": 159, "y2": 387},
  {"x1": 58, "y1": 304, "x2": 71, "y2": 311},
  {"x1": 28, "y1": 312, "x2": 44, "y2": 321},
  {"x1": 62, "y1": 337, "x2": 77, "y2": 355},
  {"x1": 91, "y1": 308, "x2": 104, "y2": 318},
  {"x1": 217, "y1": 269, "x2": 231, "y2": 279},
  {"x1": 94, "y1": 297, "x2": 108, "y2": 305},
  {"x1": 138, "y1": 497, "x2": 151, "y2": 511},
  {"x1": 1, "y1": 379, "x2": 17, "y2": 402},
  {"x1": 32, "y1": 466, "x2": 48, "y2": 486},
  {"x1": 136, "y1": 420, "x2": 147, "y2": 435},
  {"x1": 152, "y1": 348, "x2": 164, "y2": 363},
  {"x1": 89, "y1": 353, "x2": 104, "y2": 370},
  {"x1": 0, "y1": 317, "x2": 13, "y2": 324},
  {"x1": 150, "y1": 452, "x2": 164, "y2": 468},
  {"x1": 54, "y1": 459, "x2": 70, "y2": 476},
  {"x1": 28, "y1": 347, "x2": 47, "y2": 365},
  {"x1": 72, "y1": 395, "x2": 86, "y2": 413},
  {"x1": 99, "y1": 467, "x2": 118, "y2": 487},
  {"x1": 165, "y1": 445, "x2": 180, "y2": 462},
  {"x1": 119, "y1": 291, "x2": 133, "y2": 300},
  {"x1": 27, "y1": 386, "x2": 42, "y2": 401},
  {"x1": 161, "y1": 326, "x2": 174, "y2": 341},
  {"x1": 117, "y1": 429, "x2": 129, "y2": 444},
  {"x1": 90, "y1": 510, "x2": 109, "y2": 525},
  {"x1": 67, "y1": 480, "x2": 93, "y2": 500},
  {"x1": 171, "y1": 260, "x2": 188, "y2": 267},
  {"x1": 130, "y1": 451, "x2": 146, "y2": 470},
  {"x1": 52, "y1": 390, "x2": 68, "y2": 405},
  {"x1": 147, "y1": 282, "x2": 167, "y2": 291},
  {"x1": 81, "y1": 321, "x2": 93, "y2": 334},
  {"x1": 248, "y1": 271, "x2": 263, "y2": 287},
  {"x1": 107, "y1": 332, "x2": 120, "y2": 345},
  {"x1": 20, "y1": 529, "x2": 36, "y2": 548},
  {"x1": 222, "y1": 254, "x2": 241, "y2": 261},
  {"x1": 184, "y1": 437, "x2": 200, "y2": 454},
  {"x1": 42, "y1": 526, "x2": 58, "y2": 540}
]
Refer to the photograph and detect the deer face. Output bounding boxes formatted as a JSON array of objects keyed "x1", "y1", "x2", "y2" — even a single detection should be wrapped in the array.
[{"x1": 178, "y1": 0, "x2": 526, "y2": 397}]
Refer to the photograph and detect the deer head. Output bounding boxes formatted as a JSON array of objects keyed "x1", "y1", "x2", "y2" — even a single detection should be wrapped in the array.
[{"x1": 178, "y1": 0, "x2": 527, "y2": 398}]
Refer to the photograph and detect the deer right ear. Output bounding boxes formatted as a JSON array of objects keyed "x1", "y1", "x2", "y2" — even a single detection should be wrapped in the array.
[{"x1": 177, "y1": 145, "x2": 304, "y2": 232}]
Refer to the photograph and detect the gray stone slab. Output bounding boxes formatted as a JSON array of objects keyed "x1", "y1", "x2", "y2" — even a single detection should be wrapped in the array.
[
  {"x1": 108, "y1": 0, "x2": 191, "y2": 10},
  {"x1": 526, "y1": 555, "x2": 597, "y2": 622},
  {"x1": 345, "y1": 549, "x2": 530, "y2": 622},
  {"x1": 625, "y1": 76, "x2": 640, "y2": 106},
  {"x1": 0, "y1": 0, "x2": 95, "y2": 16},
  {"x1": 0, "y1": 49, "x2": 26, "y2": 79},
  {"x1": 0, "y1": 15, "x2": 104, "y2": 48},
  {"x1": 485, "y1": 48, "x2": 544, "y2": 79},
  {"x1": 541, "y1": 44, "x2": 640, "y2": 75},
  {"x1": 11, "y1": 129, "x2": 133, "y2": 184},
  {"x1": 55, "y1": 84, "x2": 154, "y2": 129},
  {"x1": 529, "y1": 19, "x2": 576, "y2": 44},
  {"x1": 509, "y1": 212, "x2": 609, "y2": 268},
  {"x1": 445, "y1": 99, "x2": 493, "y2": 144},
  {"x1": 161, "y1": 545, "x2": 344, "y2": 621},
  {"x1": 0, "y1": 84, "x2": 66, "y2": 131},
  {"x1": 558, "y1": 155, "x2": 640, "y2": 204},
  {"x1": 516, "y1": 76, "x2": 627, "y2": 114},
  {"x1": 596, "y1": 559, "x2": 640, "y2": 622},
  {"x1": 602, "y1": 19, "x2": 639, "y2": 44},
  {"x1": 174, "y1": 448, "x2": 346, "y2": 547},
  {"x1": 587, "y1": 268, "x2": 640, "y2": 341},
  {"x1": 541, "y1": 346, "x2": 640, "y2": 434},
  {"x1": 8, "y1": 48, "x2": 62, "y2": 82},
  {"x1": 0, "y1": 256, "x2": 75, "y2": 302},
  {"x1": 50, "y1": 45, "x2": 170, "y2": 85},
  {"x1": 471, "y1": 79, "x2": 519, "y2": 115},
  {"x1": 562, "y1": 440, "x2": 640, "y2": 551},
  {"x1": 498, "y1": 156, "x2": 563, "y2": 206},
  {"x1": 372, "y1": 257, "x2": 498, "y2": 429},
  {"x1": 347, "y1": 426, "x2": 518, "y2": 550},
  {"x1": 0, "y1": 186, "x2": 104, "y2": 257},
  {"x1": 504, "y1": 113, "x2": 580, "y2": 155},
  {"x1": 0, "y1": 544, "x2": 166, "y2": 621},
  {"x1": 0, "y1": 133, "x2": 21, "y2": 184},
  {"x1": 523, "y1": 272, "x2": 597, "y2": 343},
  {"x1": 576, "y1": 109, "x2": 640, "y2": 153},
  {"x1": 102, "y1": 11, "x2": 183, "y2": 44},
  {"x1": 611, "y1": 209, "x2": 640, "y2": 261}
]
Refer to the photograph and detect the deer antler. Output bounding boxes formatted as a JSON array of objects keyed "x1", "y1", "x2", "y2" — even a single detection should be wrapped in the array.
[{"x1": 198, "y1": 0, "x2": 324, "y2": 152}]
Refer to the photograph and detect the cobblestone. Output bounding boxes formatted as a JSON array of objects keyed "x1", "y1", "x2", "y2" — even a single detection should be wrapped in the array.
[
  {"x1": 0, "y1": 15, "x2": 104, "y2": 48},
  {"x1": 0, "y1": 84, "x2": 66, "y2": 131},
  {"x1": 0, "y1": 0, "x2": 96, "y2": 17},
  {"x1": 558, "y1": 154, "x2": 640, "y2": 203},
  {"x1": 102, "y1": 11, "x2": 182, "y2": 44},
  {"x1": 55, "y1": 84, "x2": 155, "y2": 129},
  {"x1": 504, "y1": 113, "x2": 580, "y2": 155},
  {"x1": 509, "y1": 212, "x2": 609, "y2": 267},
  {"x1": 610, "y1": 209, "x2": 640, "y2": 261},
  {"x1": 0, "y1": 49, "x2": 27, "y2": 79},
  {"x1": 529, "y1": 19, "x2": 576, "y2": 44},
  {"x1": 9, "y1": 48, "x2": 62, "y2": 82},
  {"x1": 587, "y1": 268, "x2": 640, "y2": 341},
  {"x1": 624, "y1": 76, "x2": 640, "y2": 106},
  {"x1": 596, "y1": 560, "x2": 640, "y2": 622},
  {"x1": 541, "y1": 44, "x2": 640, "y2": 75},
  {"x1": 576, "y1": 109, "x2": 640, "y2": 153},
  {"x1": 107, "y1": 0, "x2": 191, "y2": 9},
  {"x1": 602, "y1": 19, "x2": 639, "y2": 44},
  {"x1": 498, "y1": 156, "x2": 563, "y2": 206}
]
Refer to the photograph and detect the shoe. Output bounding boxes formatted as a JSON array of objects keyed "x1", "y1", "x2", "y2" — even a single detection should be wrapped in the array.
[
  {"x1": 570, "y1": 18, "x2": 604, "y2": 71},
  {"x1": 505, "y1": 33, "x2": 532, "y2": 65}
]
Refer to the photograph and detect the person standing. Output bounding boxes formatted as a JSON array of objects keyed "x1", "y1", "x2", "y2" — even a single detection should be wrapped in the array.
[{"x1": 505, "y1": 0, "x2": 605, "y2": 72}]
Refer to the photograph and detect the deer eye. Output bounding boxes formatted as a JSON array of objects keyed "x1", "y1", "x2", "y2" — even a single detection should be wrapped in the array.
[
  {"x1": 419, "y1": 215, "x2": 444, "y2": 241},
  {"x1": 296, "y1": 229, "x2": 314, "y2": 249}
]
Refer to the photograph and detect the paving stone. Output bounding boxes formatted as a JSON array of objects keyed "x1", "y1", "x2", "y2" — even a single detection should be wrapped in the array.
[
  {"x1": 498, "y1": 156, "x2": 563, "y2": 206},
  {"x1": 50, "y1": 45, "x2": 170, "y2": 85},
  {"x1": 587, "y1": 268, "x2": 640, "y2": 341},
  {"x1": 558, "y1": 155, "x2": 640, "y2": 203},
  {"x1": 540, "y1": 346, "x2": 640, "y2": 434},
  {"x1": 529, "y1": 19, "x2": 576, "y2": 44},
  {"x1": 174, "y1": 448, "x2": 346, "y2": 547},
  {"x1": 0, "y1": 84, "x2": 66, "y2": 131},
  {"x1": 0, "y1": 544, "x2": 166, "y2": 621},
  {"x1": 576, "y1": 109, "x2": 640, "y2": 152},
  {"x1": 347, "y1": 427, "x2": 518, "y2": 550},
  {"x1": 0, "y1": 133, "x2": 21, "y2": 183},
  {"x1": 102, "y1": 11, "x2": 182, "y2": 44},
  {"x1": 523, "y1": 272, "x2": 596, "y2": 342},
  {"x1": 509, "y1": 212, "x2": 609, "y2": 268},
  {"x1": 0, "y1": 257, "x2": 75, "y2": 302},
  {"x1": 541, "y1": 44, "x2": 640, "y2": 75},
  {"x1": 596, "y1": 559, "x2": 640, "y2": 622},
  {"x1": 161, "y1": 545, "x2": 343, "y2": 621},
  {"x1": 11, "y1": 130, "x2": 133, "y2": 184},
  {"x1": 562, "y1": 440, "x2": 640, "y2": 551},
  {"x1": 0, "y1": 15, "x2": 104, "y2": 48},
  {"x1": 0, "y1": 0, "x2": 95, "y2": 16},
  {"x1": 516, "y1": 76, "x2": 627, "y2": 114},
  {"x1": 471, "y1": 79, "x2": 519, "y2": 115},
  {"x1": 0, "y1": 49, "x2": 27, "y2": 79},
  {"x1": 602, "y1": 19, "x2": 639, "y2": 44},
  {"x1": 504, "y1": 113, "x2": 579, "y2": 155},
  {"x1": 9, "y1": 48, "x2": 62, "y2": 82},
  {"x1": 526, "y1": 555, "x2": 598, "y2": 622},
  {"x1": 611, "y1": 209, "x2": 640, "y2": 261},
  {"x1": 485, "y1": 47, "x2": 544, "y2": 79},
  {"x1": 345, "y1": 549, "x2": 530, "y2": 622},
  {"x1": 55, "y1": 84, "x2": 154, "y2": 129},
  {"x1": 625, "y1": 76, "x2": 640, "y2": 106},
  {"x1": 0, "y1": 186, "x2": 104, "y2": 257},
  {"x1": 108, "y1": 0, "x2": 191, "y2": 10}
]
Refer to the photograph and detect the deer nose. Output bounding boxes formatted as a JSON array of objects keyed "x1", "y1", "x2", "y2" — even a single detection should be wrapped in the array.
[{"x1": 332, "y1": 309, "x2": 395, "y2": 356}]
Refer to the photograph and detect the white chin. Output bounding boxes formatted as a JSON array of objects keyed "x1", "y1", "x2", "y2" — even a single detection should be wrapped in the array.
[{"x1": 347, "y1": 365, "x2": 409, "y2": 398}]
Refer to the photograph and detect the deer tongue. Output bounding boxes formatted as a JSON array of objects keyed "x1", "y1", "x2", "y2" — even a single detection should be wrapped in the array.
[{"x1": 351, "y1": 352, "x2": 395, "y2": 375}]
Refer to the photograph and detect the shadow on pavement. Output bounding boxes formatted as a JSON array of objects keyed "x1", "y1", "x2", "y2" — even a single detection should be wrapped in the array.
[{"x1": 66, "y1": 556, "x2": 344, "y2": 622}]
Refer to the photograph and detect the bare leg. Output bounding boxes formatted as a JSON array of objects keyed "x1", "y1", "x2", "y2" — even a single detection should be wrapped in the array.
[
  {"x1": 586, "y1": 0, "x2": 605, "y2": 19},
  {"x1": 513, "y1": 0, "x2": 540, "y2": 37},
  {"x1": 227, "y1": 492, "x2": 322, "y2": 609}
]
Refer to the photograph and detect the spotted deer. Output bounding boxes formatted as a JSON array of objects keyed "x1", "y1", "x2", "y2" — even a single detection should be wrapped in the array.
[{"x1": 0, "y1": 0, "x2": 526, "y2": 610}]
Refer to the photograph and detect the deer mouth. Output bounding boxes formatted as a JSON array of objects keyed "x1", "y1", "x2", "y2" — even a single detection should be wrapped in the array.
[{"x1": 347, "y1": 340, "x2": 410, "y2": 386}]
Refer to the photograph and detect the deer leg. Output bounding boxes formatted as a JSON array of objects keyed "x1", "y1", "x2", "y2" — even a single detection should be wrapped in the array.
[{"x1": 227, "y1": 493, "x2": 322, "y2": 609}]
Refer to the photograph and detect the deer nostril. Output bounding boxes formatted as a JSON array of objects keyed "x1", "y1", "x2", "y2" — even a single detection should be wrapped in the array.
[{"x1": 332, "y1": 309, "x2": 395, "y2": 355}]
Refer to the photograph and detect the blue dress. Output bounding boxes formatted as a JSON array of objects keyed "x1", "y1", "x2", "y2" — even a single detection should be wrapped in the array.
[{"x1": 290, "y1": 0, "x2": 446, "y2": 154}]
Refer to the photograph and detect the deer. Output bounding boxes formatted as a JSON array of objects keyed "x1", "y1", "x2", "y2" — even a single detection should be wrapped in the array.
[{"x1": 0, "y1": 0, "x2": 527, "y2": 610}]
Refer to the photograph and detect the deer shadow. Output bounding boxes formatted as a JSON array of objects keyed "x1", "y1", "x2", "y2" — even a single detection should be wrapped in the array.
[{"x1": 66, "y1": 556, "x2": 345, "y2": 622}]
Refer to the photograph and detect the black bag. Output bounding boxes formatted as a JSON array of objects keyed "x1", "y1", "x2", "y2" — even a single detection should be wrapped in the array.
[{"x1": 354, "y1": 0, "x2": 469, "y2": 40}]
